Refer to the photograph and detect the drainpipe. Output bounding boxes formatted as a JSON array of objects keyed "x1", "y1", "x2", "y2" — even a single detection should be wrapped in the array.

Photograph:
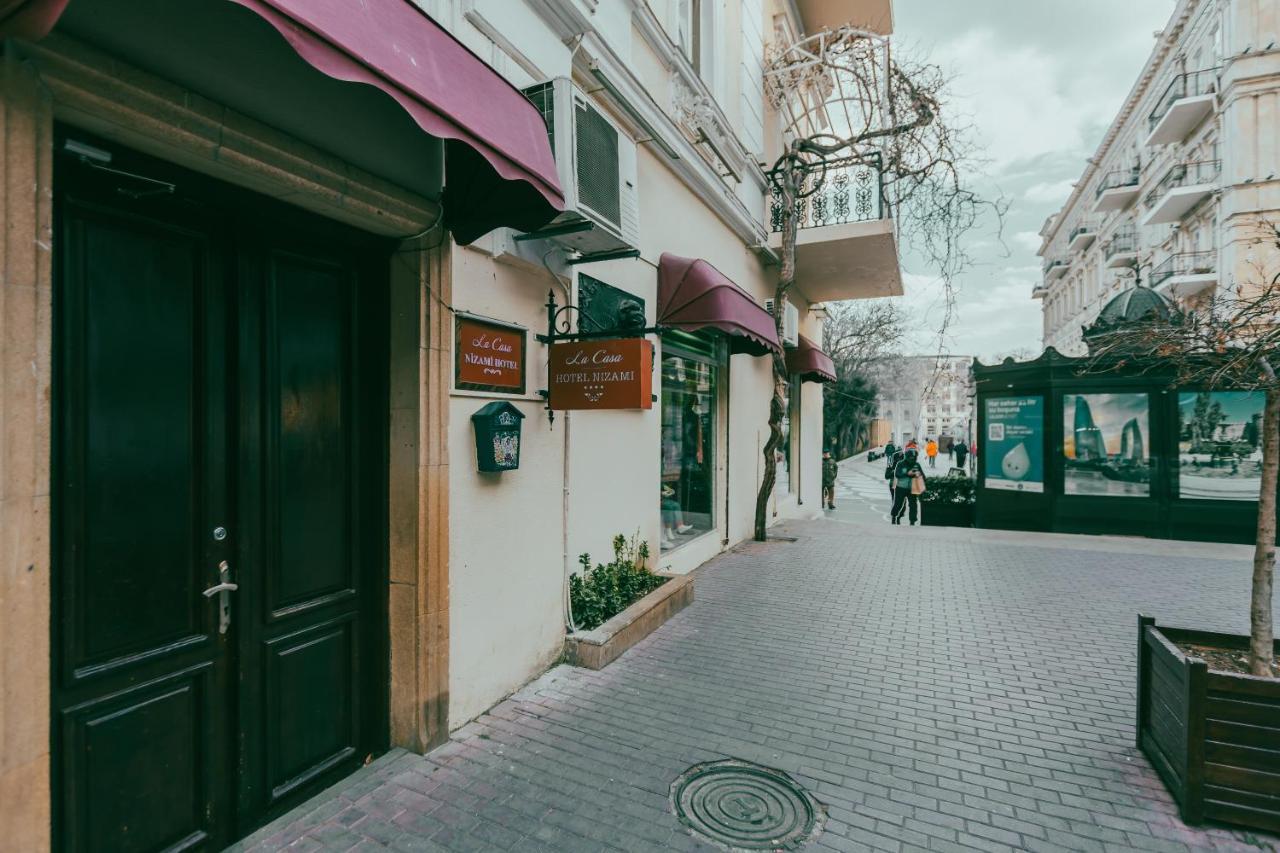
[{"x1": 543, "y1": 251, "x2": 578, "y2": 633}]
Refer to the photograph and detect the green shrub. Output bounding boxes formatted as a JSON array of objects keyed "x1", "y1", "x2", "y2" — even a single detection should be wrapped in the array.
[
  {"x1": 919, "y1": 472, "x2": 975, "y2": 505},
  {"x1": 569, "y1": 532, "x2": 667, "y2": 631}
]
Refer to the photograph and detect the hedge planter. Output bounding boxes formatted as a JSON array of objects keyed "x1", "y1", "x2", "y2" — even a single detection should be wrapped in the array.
[
  {"x1": 564, "y1": 572, "x2": 693, "y2": 670},
  {"x1": 1136, "y1": 615, "x2": 1280, "y2": 833},
  {"x1": 920, "y1": 503, "x2": 973, "y2": 528}
]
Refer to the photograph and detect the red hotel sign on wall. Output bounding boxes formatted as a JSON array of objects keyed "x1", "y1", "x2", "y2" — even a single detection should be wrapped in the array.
[
  {"x1": 456, "y1": 317, "x2": 526, "y2": 394},
  {"x1": 549, "y1": 338, "x2": 653, "y2": 410}
]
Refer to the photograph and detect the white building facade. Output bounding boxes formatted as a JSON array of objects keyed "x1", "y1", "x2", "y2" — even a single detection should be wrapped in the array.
[
  {"x1": 1036, "y1": 0, "x2": 1280, "y2": 354},
  {"x1": 874, "y1": 355, "x2": 974, "y2": 447},
  {"x1": 0, "y1": 0, "x2": 907, "y2": 847}
]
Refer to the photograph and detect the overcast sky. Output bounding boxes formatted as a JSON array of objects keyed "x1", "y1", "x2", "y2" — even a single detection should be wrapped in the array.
[{"x1": 888, "y1": 0, "x2": 1176, "y2": 360}]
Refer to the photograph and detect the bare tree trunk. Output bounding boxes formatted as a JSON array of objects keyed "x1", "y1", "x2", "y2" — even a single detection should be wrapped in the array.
[
  {"x1": 754, "y1": 158, "x2": 801, "y2": 541},
  {"x1": 1251, "y1": 384, "x2": 1278, "y2": 676}
]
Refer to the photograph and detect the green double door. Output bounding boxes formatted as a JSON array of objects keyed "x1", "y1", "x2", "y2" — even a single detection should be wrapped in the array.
[{"x1": 53, "y1": 137, "x2": 389, "y2": 851}]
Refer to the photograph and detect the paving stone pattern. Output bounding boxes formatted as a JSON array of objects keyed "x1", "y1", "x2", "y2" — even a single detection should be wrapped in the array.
[{"x1": 239, "y1": 466, "x2": 1280, "y2": 853}]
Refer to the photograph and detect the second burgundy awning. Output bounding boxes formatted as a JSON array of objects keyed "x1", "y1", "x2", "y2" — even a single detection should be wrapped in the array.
[
  {"x1": 2, "y1": 0, "x2": 564, "y2": 245},
  {"x1": 657, "y1": 253, "x2": 782, "y2": 357},
  {"x1": 786, "y1": 335, "x2": 837, "y2": 383}
]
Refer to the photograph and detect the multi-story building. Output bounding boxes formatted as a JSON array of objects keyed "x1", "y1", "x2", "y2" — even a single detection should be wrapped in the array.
[
  {"x1": 1035, "y1": 0, "x2": 1279, "y2": 355},
  {"x1": 0, "y1": 0, "x2": 903, "y2": 847},
  {"x1": 874, "y1": 355, "x2": 974, "y2": 446}
]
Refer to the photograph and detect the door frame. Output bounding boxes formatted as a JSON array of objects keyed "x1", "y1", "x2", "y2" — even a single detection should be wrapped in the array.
[
  {"x1": 0, "y1": 34, "x2": 452, "y2": 850},
  {"x1": 51, "y1": 124, "x2": 394, "y2": 848}
]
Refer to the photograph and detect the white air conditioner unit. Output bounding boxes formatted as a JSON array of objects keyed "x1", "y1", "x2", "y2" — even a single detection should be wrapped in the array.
[
  {"x1": 523, "y1": 78, "x2": 640, "y2": 256},
  {"x1": 764, "y1": 298, "x2": 800, "y2": 348}
]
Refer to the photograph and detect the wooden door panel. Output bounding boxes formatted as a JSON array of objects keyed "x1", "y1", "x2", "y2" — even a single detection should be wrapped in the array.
[
  {"x1": 266, "y1": 251, "x2": 356, "y2": 616},
  {"x1": 58, "y1": 665, "x2": 217, "y2": 853},
  {"x1": 58, "y1": 209, "x2": 217, "y2": 682},
  {"x1": 262, "y1": 617, "x2": 358, "y2": 805}
]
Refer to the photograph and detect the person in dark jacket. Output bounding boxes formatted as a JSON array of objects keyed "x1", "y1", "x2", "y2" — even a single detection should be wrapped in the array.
[
  {"x1": 891, "y1": 448, "x2": 927, "y2": 525},
  {"x1": 954, "y1": 441, "x2": 968, "y2": 471},
  {"x1": 822, "y1": 450, "x2": 839, "y2": 509},
  {"x1": 884, "y1": 445, "x2": 903, "y2": 500}
]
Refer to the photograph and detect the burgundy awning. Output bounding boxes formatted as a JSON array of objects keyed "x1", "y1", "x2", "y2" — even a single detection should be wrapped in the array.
[
  {"x1": 2, "y1": 0, "x2": 564, "y2": 245},
  {"x1": 786, "y1": 335, "x2": 836, "y2": 383},
  {"x1": 657, "y1": 253, "x2": 782, "y2": 357},
  {"x1": 0, "y1": 0, "x2": 67, "y2": 39}
]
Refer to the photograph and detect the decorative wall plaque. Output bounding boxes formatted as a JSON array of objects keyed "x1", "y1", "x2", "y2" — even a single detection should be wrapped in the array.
[{"x1": 455, "y1": 316, "x2": 526, "y2": 394}]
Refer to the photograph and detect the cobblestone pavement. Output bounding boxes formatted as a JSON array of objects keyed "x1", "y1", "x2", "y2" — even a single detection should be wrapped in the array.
[{"x1": 237, "y1": 462, "x2": 1280, "y2": 853}]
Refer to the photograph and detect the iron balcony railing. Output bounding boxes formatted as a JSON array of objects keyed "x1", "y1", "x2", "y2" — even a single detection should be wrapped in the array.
[
  {"x1": 770, "y1": 154, "x2": 886, "y2": 232},
  {"x1": 1095, "y1": 166, "x2": 1141, "y2": 199},
  {"x1": 1103, "y1": 226, "x2": 1138, "y2": 261},
  {"x1": 1143, "y1": 159, "x2": 1221, "y2": 208},
  {"x1": 1043, "y1": 257, "x2": 1069, "y2": 276},
  {"x1": 1149, "y1": 67, "x2": 1220, "y2": 132},
  {"x1": 1069, "y1": 224, "x2": 1093, "y2": 245},
  {"x1": 1149, "y1": 250, "x2": 1216, "y2": 289}
]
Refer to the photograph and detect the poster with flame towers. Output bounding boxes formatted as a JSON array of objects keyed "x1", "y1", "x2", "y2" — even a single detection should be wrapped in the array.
[
  {"x1": 1062, "y1": 393, "x2": 1151, "y2": 496},
  {"x1": 984, "y1": 396, "x2": 1044, "y2": 492}
]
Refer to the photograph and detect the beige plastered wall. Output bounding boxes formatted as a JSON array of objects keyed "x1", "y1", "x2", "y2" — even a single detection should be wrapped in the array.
[
  {"x1": 0, "y1": 34, "x2": 451, "y2": 847},
  {"x1": 444, "y1": 108, "x2": 826, "y2": 726}
]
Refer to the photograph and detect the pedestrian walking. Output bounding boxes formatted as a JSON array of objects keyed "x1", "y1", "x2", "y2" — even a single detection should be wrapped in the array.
[
  {"x1": 891, "y1": 448, "x2": 927, "y2": 525},
  {"x1": 925, "y1": 437, "x2": 938, "y2": 468},
  {"x1": 884, "y1": 445, "x2": 903, "y2": 501},
  {"x1": 822, "y1": 450, "x2": 838, "y2": 510},
  {"x1": 954, "y1": 441, "x2": 968, "y2": 471}
]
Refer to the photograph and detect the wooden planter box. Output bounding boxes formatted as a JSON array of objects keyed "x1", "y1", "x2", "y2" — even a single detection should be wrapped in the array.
[
  {"x1": 920, "y1": 502, "x2": 974, "y2": 528},
  {"x1": 1136, "y1": 615, "x2": 1280, "y2": 833},
  {"x1": 563, "y1": 572, "x2": 693, "y2": 670}
]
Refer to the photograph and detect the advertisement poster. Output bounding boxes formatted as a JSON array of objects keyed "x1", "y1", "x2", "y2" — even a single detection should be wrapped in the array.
[
  {"x1": 1062, "y1": 393, "x2": 1150, "y2": 497},
  {"x1": 1177, "y1": 390, "x2": 1265, "y2": 501},
  {"x1": 984, "y1": 396, "x2": 1044, "y2": 492}
]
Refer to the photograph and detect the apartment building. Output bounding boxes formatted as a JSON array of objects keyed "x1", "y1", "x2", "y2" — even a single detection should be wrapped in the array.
[
  {"x1": 874, "y1": 355, "x2": 974, "y2": 446},
  {"x1": 1035, "y1": 0, "x2": 1279, "y2": 355},
  {"x1": 0, "y1": 0, "x2": 904, "y2": 847}
]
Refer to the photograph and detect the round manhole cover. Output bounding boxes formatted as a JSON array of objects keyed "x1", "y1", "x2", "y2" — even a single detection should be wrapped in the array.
[{"x1": 671, "y1": 759, "x2": 824, "y2": 850}]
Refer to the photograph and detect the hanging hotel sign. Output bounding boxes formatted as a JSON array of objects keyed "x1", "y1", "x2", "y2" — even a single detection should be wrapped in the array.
[
  {"x1": 455, "y1": 316, "x2": 526, "y2": 394},
  {"x1": 548, "y1": 338, "x2": 653, "y2": 410}
]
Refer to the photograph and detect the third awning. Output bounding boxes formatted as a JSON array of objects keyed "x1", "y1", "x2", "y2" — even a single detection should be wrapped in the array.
[
  {"x1": 657, "y1": 253, "x2": 782, "y2": 357},
  {"x1": 786, "y1": 335, "x2": 836, "y2": 383}
]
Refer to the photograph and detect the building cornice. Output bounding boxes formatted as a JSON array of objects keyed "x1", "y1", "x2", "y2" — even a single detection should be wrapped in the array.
[
  {"x1": 626, "y1": 0, "x2": 768, "y2": 190},
  {"x1": 1039, "y1": 0, "x2": 1200, "y2": 251},
  {"x1": 572, "y1": 31, "x2": 768, "y2": 246}
]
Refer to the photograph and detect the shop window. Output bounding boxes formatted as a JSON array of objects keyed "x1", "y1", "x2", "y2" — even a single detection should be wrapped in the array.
[
  {"x1": 660, "y1": 334, "x2": 719, "y2": 551},
  {"x1": 1176, "y1": 390, "x2": 1265, "y2": 500}
]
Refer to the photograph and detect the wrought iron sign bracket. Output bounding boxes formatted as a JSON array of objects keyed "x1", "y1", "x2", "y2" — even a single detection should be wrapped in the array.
[{"x1": 536, "y1": 289, "x2": 662, "y2": 426}]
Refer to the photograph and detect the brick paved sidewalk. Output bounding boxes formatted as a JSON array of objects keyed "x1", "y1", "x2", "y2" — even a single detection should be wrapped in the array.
[{"x1": 237, "y1": 487, "x2": 1280, "y2": 853}]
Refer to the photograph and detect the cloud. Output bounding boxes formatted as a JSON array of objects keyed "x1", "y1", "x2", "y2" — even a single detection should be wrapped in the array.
[
  {"x1": 1012, "y1": 231, "x2": 1043, "y2": 252},
  {"x1": 929, "y1": 29, "x2": 1124, "y2": 172},
  {"x1": 1024, "y1": 178, "x2": 1077, "y2": 204},
  {"x1": 886, "y1": 0, "x2": 1173, "y2": 360}
]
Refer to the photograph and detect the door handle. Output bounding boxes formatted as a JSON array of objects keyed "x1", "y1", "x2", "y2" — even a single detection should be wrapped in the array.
[{"x1": 204, "y1": 560, "x2": 237, "y2": 635}]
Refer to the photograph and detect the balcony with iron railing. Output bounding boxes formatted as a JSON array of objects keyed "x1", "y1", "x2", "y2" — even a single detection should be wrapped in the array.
[
  {"x1": 1068, "y1": 223, "x2": 1096, "y2": 252},
  {"x1": 1043, "y1": 257, "x2": 1069, "y2": 282},
  {"x1": 766, "y1": 154, "x2": 900, "y2": 301},
  {"x1": 1141, "y1": 159, "x2": 1220, "y2": 225},
  {"x1": 1146, "y1": 68, "x2": 1220, "y2": 146},
  {"x1": 1149, "y1": 250, "x2": 1217, "y2": 298},
  {"x1": 1093, "y1": 165, "x2": 1142, "y2": 213},
  {"x1": 1103, "y1": 225, "x2": 1139, "y2": 268}
]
